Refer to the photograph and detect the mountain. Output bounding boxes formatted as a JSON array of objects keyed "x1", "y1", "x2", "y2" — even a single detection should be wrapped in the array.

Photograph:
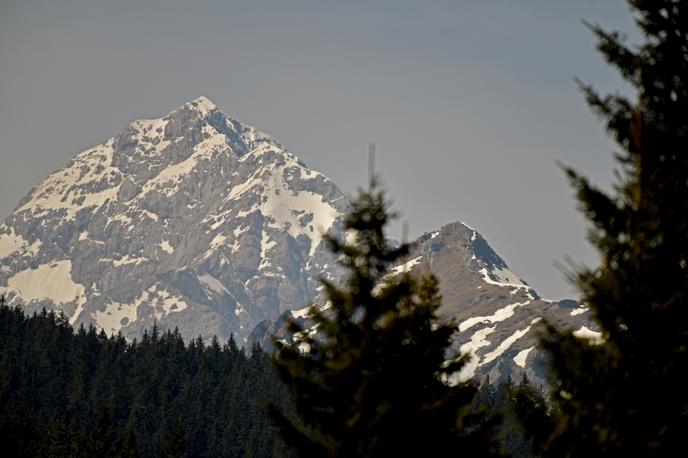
[
  {"x1": 0, "y1": 97, "x2": 346, "y2": 343},
  {"x1": 251, "y1": 221, "x2": 594, "y2": 385},
  {"x1": 0, "y1": 96, "x2": 592, "y2": 383},
  {"x1": 403, "y1": 222, "x2": 593, "y2": 384}
]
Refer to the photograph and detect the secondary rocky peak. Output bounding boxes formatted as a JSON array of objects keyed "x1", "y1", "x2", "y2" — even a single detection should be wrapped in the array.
[{"x1": 252, "y1": 218, "x2": 589, "y2": 386}]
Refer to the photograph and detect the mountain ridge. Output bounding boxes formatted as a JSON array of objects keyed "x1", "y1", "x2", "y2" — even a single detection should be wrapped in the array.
[
  {"x1": 0, "y1": 97, "x2": 591, "y2": 383},
  {"x1": 250, "y1": 219, "x2": 592, "y2": 385}
]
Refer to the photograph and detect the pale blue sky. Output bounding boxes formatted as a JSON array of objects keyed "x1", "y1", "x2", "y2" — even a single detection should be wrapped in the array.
[{"x1": 0, "y1": 0, "x2": 636, "y2": 298}]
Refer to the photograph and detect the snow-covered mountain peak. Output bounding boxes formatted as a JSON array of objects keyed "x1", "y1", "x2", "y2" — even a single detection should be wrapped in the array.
[
  {"x1": 186, "y1": 95, "x2": 219, "y2": 114},
  {"x1": 1, "y1": 97, "x2": 346, "y2": 343}
]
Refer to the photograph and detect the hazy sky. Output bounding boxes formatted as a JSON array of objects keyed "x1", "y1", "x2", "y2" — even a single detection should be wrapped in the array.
[{"x1": 0, "y1": 0, "x2": 636, "y2": 299}]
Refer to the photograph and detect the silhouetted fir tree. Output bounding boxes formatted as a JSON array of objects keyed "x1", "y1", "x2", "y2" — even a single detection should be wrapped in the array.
[
  {"x1": 538, "y1": 1, "x2": 688, "y2": 455},
  {"x1": 0, "y1": 400, "x2": 41, "y2": 458},
  {"x1": 271, "y1": 176, "x2": 490, "y2": 457},
  {"x1": 118, "y1": 425, "x2": 142, "y2": 458},
  {"x1": 45, "y1": 412, "x2": 77, "y2": 457},
  {"x1": 84, "y1": 405, "x2": 118, "y2": 456},
  {"x1": 492, "y1": 376, "x2": 552, "y2": 458},
  {"x1": 161, "y1": 418, "x2": 186, "y2": 458}
]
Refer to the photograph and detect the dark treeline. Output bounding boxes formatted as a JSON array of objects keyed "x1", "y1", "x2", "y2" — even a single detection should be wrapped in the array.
[
  {"x1": 0, "y1": 301, "x2": 541, "y2": 458},
  {"x1": 0, "y1": 303, "x2": 292, "y2": 458}
]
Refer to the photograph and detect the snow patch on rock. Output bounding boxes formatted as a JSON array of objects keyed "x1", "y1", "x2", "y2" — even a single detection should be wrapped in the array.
[
  {"x1": 0, "y1": 227, "x2": 27, "y2": 259},
  {"x1": 159, "y1": 240, "x2": 174, "y2": 254},
  {"x1": 458, "y1": 301, "x2": 531, "y2": 333},
  {"x1": 570, "y1": 306, "x2": 589, "y2": 316},
  {"x1": 199, "y1": 274, "x2": 229, "y2": 295},
  {"x1": 94, "y1": 292, "x2": 146, "y2": 335},
  {"x1": 573, "y1": 326, "x2": 604, "y2": 344},
  {"x1": 513, "y1": 346, "x2": 534, "y2": 368},
  {"x1": 389, "y1": 256, "x2": 423, "y2": 275},
  {"x1": 4, "y1": 261, "x2": 86, "y2": 308}
]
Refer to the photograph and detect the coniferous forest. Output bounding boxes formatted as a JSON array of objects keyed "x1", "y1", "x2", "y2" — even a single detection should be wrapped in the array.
[
  {"x1": 0, "y1": 303, "x2": 292, "y2": 457},
  {"x1": 0, "y1": 301, "x2": 540, "y2": 457},
  {"x1": 2, "y1": 0, "x2": 688, "y2": 456}
]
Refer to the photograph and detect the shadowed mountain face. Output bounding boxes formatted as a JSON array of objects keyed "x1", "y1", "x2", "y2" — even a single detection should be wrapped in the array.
[
  {"x1": 399, "y1": 222, "x2": 591, "y2": 384},
  {"x1": 251, "y1": 222, "x2": 593, "y2": 385},
  {"x1": 0, "y1": 97, "x2": 591, "y2": 382}
]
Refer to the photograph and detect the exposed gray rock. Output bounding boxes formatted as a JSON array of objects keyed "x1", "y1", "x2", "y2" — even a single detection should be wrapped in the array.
[{"x1": 0, "y1": 96, "x2": 346, "y2": 344}]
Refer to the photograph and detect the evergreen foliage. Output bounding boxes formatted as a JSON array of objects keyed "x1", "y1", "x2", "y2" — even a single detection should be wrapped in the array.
[
  {"x1": 270, "y1": 177, "x2": 492, "y2": 457},
  {"x1": 0, "y1": 252, "x2": 537, "y2": 458},
  {"x1": 474, "y1": 376, "x2": 551, "y2": 458},
  {"x1": 0, "y1": 301, "x2": 292, "y2": 458},
  {"x1": 540, "y1": 1, "x2": 688, "y2": 455}
]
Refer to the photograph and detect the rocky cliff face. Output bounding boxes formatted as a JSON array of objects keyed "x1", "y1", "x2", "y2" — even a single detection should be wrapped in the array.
[{"x1": 0, "y1": 97, "x2": 346, "y2": 343}]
